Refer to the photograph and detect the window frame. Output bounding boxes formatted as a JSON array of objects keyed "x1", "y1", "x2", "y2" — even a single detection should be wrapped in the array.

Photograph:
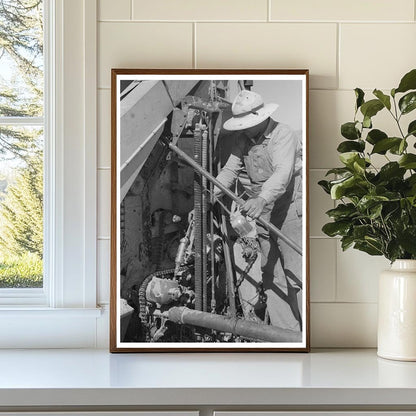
[
  {"x1": 0, "y1": 0, "x2": 47, "y2": 304},
  {"x1": 0, "y1": 0, "x2": 100, "y2": 348}
]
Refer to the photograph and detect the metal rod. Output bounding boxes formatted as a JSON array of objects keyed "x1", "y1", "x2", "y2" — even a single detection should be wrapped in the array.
[
  {"x1": 201, "y1": 127, "x2": 208, "y2": 312},
  {"x1": 167, "y1": 306, "x2": 301, "y2": 343},
  {"x1": 209, "y1": 117, "x2": 216, "y2": 313},
  {"x1": 193, "y1": 126, "x2": 203, "y2": 311},
  {"x1": 220, "y1": 210, "x2": 237, "y2": 317},
  {"x1": 163, "y1": 138, "x2": 302, "y2": 256}
]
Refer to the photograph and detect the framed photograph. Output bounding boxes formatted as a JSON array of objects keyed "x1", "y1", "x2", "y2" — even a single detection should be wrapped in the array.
[{"x1": 110, "y1": 69, "x2": 310, "y2": 352}]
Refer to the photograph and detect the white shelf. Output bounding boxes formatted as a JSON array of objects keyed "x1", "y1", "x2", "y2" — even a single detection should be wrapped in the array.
[{"x1": 0, "y1": 349, "x2": 415, "y2": 408}]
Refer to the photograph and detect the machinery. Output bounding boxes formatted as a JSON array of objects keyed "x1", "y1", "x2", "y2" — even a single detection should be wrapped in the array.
[{"x1": 119, "y1": 80, "x2": 301, "y2": 343}]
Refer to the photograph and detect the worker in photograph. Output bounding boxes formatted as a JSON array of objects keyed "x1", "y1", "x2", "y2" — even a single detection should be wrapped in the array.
[{"x1": 214, "y1": 89, "x2": 303, "y2": 331}]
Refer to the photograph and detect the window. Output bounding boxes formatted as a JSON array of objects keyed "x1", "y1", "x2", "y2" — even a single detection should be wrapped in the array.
[
  {"x1": 0, "y1": 0, "x2": 45, "y2": 293},
  {"x1": 0, "y1": 0, "x2": 100, "y2": 348}
]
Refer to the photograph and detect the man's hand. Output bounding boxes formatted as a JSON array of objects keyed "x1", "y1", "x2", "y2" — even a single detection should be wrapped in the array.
[{"x1": 241, "y1": 197, "x2": 267, "y2": 219}]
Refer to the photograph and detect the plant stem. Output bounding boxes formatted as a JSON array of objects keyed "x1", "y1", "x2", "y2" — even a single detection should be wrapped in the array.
[{"x1": 390, "y1": 98, "x2": 406, "y2": 139}]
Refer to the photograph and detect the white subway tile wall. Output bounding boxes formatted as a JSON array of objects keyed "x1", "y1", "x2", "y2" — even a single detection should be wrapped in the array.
[
  {"x1": 98, "y1": 22, "x2": 193, "y2": 88},
  {"x1": 339, "y1": 24, "x2": 416, "y2": 90},
  {"x1": 97, "y1": 239, "x2": 110, "y2": 305},
  {"x1": 131, "y1": 0, "x2": 268, "y2": 21},
  {"x1": 311, "y1": 303, "x2": 378, "y2": 347},
  {"x1": 270, "y1": 0, "x2": 414, "y2": 22},
  {"x1": 196, "y1": 23, "x2": 338, "y2": 89},
  {"x1": 336, "y1": 246, "x2": 390, "y2": 303},
  {"x1": 309, "y1": 170, "x2": 334, "y2": 237},
  {"x1": 97, "y1": 169, "x2": 111, "y2": 238},
  {"x1": 99, "y1": 0, "x2": 131, "y2": 21},
  {"x1": 98, "y1": 90, "x2": 111, "y2": 168},
  {"x1": 96, "y1": 0, "x2": 416, "y2": 347},
  {"x1": 310, "y1": 239, "x2": 336, "y2": 302}
]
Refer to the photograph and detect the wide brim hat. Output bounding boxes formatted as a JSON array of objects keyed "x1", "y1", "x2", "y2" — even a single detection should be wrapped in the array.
[{"x1": 223, "y1": 90, "x2": 279, "y2": 131}]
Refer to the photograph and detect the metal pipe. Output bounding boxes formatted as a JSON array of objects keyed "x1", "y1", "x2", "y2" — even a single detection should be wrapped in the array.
[
  {"x1": 163, "y1": 138, "x2": 302, "y2": 256},
  {"x1": 209, "y1": 118, "x2": 216, "y2": 313},
  {"x1": 220, "y1": 210, "x2": 237, "y2": 317},
  {"x1": 167, "y1": 306, "x2": 301, "y2": 343},
  {"x1": 201, "y1": 128, "x2": 208, "y2": 312}
]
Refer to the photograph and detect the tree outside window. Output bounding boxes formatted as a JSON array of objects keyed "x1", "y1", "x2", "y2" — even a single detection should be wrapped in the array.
[{"x1": 0, "y1": 0, "x2": 44, "y2": 288}]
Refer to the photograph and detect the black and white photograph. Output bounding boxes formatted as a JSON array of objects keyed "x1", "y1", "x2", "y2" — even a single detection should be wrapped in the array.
[{"x1": 110, "y1": 70, "x2": 309, "y2": 352}]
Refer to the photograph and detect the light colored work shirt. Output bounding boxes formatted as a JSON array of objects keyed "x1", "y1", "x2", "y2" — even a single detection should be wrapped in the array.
[{"x1": 215, "y1": 118, "x2": 301, "y2": 205}]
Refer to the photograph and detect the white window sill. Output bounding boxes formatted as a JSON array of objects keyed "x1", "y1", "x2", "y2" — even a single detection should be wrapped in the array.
[
  {"x1": 0, "y1": 307, "x2": 104, "y2": 349},
  {"x1": 0, "y1": 349, "x2": 415, "y2": 409},
  {"x1": 0, "y1": 306, "x2": 102, "y2": 316}
]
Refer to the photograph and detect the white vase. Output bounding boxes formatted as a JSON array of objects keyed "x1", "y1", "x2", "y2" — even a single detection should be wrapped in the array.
[{"x1": 378, "y1": 259, "x2": 416, "y2": 361}]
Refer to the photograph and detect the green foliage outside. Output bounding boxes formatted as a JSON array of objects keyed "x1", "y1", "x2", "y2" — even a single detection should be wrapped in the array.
[
  {"x1": 319, "y1": 69, "x2": 416, "y2": 263},
  {"x1": 0, "y1": 154, "x2": 43, "y2": 258},
  {"x1": 0, "y1": 0, "x2": 44, "y2": 288},
  {"x1": 0, "y1": 252, "x2": 42, "y2": 288}
]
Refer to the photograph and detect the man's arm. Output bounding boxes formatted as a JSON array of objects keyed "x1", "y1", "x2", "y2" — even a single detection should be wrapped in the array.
[
  {"x1": 214, "y1": 154, "x2": 243, "y2": 196},
  {"x1": 258, "y1": 125, "x2": 297, "y2": 205},
  {"x1": 214, "y1": 139, "x2": 245, "y2": 197}
]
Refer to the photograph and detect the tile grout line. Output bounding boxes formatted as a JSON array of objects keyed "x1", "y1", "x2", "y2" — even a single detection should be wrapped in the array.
[
  {"x1": 96, "y1": 87, "x2": 387, "y2": 92},
  {"x1": 336, "y1": 22, "x2": 340, "y2": 90},
  {"x1": 130, "y1": 0, "x2": 133, "y2": 20},
  {"x1": 97, "y1": 19, "x2": 415, "y2": 24},
  {"x1": 193, "y1": 22, "x2": 197, "y2": 69},
  {"x1": 267, "y1": 0, "x2": 271, "y2": 22},
  {"x1": 333, "y1": 230, "x2": 338, "y2": 303},
  {"x1": 310, "y1": 301, "x2": 378, "y2": 305}
]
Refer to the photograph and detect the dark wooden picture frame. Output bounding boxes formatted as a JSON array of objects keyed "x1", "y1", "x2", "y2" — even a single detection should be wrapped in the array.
[{"x1": 110, "y1": 69, "x2": 310, "y2": 352}]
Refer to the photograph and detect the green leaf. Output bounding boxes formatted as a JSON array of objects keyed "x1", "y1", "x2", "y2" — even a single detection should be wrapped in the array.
[
  {"x1": 355, "y1": 88, "x2": 365, "y2": 110},
  {"x1": 386, "y1": 240, "x2": 401, "y2": 262},
  {"x1": 339, "y1": 152, "x2": 360, "y2": 167},
  {"x1": 330, "y1": 175, "x2": 367, "y2": 200},
  {"x1": 399, "y1": 154, "x2": 416, "y2": 169},
  {"x1": 406, "y1": 174, "x2": 416, "y2": 187},
  {"x1": 369, "y1": 203, "x2": 383, "y2": 220},
  {"x1": 357, "y1": 195, "x2": 389, "y2": 212},
  {"x1": 325, "y1": 167, "x2": 351, "y2": 176},
  {"x1": 337, "y1": 140, "x2": 365, "y2": 153},
  {"x1": 399, "y1": 92, "x2": 416, "y2": 115},
  {"x1": 354, "y1": 241, "x2": 383, "y2": 256},
  {"x1": 353, "y1": 224, "x2": 374, "y2": 240},
  {"x1": 390, "y1": 139, "x2": 407, "y2": 155},
  {"x1": 353, "y1": 158, "x2": 366, "y2": 174},
  {"x1": 377, "y1": 162, "x2": 406, "y2": 181},
  {"x1": 396, "y1": 69, "x2": 416, "y2": 94},
  {"x1": 363, "y1": 116, "x2": 372, "y2": 129},
  {"x1": 373, "y1": 89, "x2": 391, "y2": 110},
  {"x1": 398, "y1": 227, "x2": 416, "y2": 255},
  {"x1": 322, "y1": 221, "x2": 351, "y2": 237},
  {"x1": 341, "y1": 122, "x2": 360, "y2": 140},
  {"x1": 407, "y1": 120, "x2": 416, "y2": 137},
  {"x1": 371, "y1": 137, "x2": 402, "y2": 154},
  {"x1": 318, "y1": 180, "x2": 331, "y2": 194},
  {"x1": 330, "y1": 176, "x2": 354, "y2": 199},
  {"x1": 326, "y1": 203, "x2": 356, "y2": 220},
  {"x1": 360, "y1": 99, "x2": 384, "y2": 119},
  {"x1": 341, "y1": 235, "x2": 355, "y2": 251},
  {"x1": 366, "y1": 129, "x2": 387, "y2": 145},
  {"x1": 399, "y1": 139, "x2": 407, "y2": 154}
]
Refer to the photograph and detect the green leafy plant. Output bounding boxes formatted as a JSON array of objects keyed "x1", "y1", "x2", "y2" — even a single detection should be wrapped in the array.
[{"x1": 319, "y1": 69, "x2": 416, "y2": 262}]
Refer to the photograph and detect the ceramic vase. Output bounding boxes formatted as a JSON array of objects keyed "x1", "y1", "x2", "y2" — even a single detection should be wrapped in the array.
[{"x1": 378, "y1": 259, "x2": 416, "y2": 361}]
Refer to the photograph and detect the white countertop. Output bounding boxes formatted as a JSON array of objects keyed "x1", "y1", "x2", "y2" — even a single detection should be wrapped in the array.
[{"x1": 0, "y1": 348, "x2": 416, "y2": 407}]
